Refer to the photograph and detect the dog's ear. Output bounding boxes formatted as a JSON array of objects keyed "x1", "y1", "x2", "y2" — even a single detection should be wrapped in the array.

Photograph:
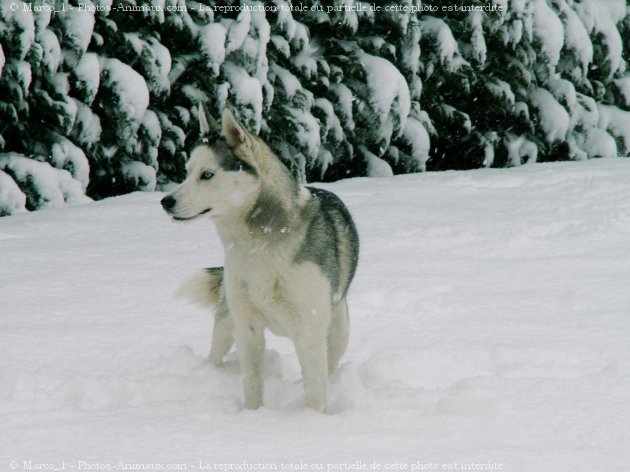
[
  {"x1": 198, "y1": 103, "x2": 218, "y2": 135},
  {"x1": 222, "y1": 108, "x2": 247, "y2": 148}
]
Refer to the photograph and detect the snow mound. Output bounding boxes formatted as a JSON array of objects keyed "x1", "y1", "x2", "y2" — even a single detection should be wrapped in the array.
[
  {"x1": 402, "y1": 116, "x2": 430, "y2": 171},
  {"x1": 223, "y1": 62, "x2": 263, "y2": 133},
  {"x1": 361, "y1": 146, "x2": 393, "y2": 177},
  {"x1": 50, "y1": 137, "x2": 90, "y2": 191},
  {"x1": 532, "y1": 0, "x2": 564, "y2": 71},
  {"x1": 598, "y1": 104, "x2": 630, "y2": 155},
  {"x1": 0, "y1": 170, "x2": 26, "y2": 216},
  {"x1": 100, "y1": 58, "x2": 150, "y2": 124},
  {"x1": 199, "y1": 23, "x2": 226, "y2": 75},
  {"x1": 57, "y1": 4, "x2": 94, "y2": 53},
  {"x1": 74, "y1": 52, "x2": 100, "y2": 105},
  {"x1": 1, "y1": 1, "x2": 35, "y2": 60},
  {"x1": 0, "y1": 152, "x2": 90, "y2": 211},
  {"x1": 359, "y1": 52, "x2": 410, "y2": 146},
  {"x1": 420, "y1": 17, "x2": 466, "y2": 71},
  {"x1": 579, "y1": 128, "x2": 618, "y2": 159},
  {"x1": 122, "y1": 160, "x2": 157, "y2": 192},
  {"x1": 529, "y1": 88, "x2": 570, "y2": 143}
]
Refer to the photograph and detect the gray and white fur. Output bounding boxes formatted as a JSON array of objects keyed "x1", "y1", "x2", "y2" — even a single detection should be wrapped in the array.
[{"x1": 162, "y1": 106, "x2": 359, "y2": 412}]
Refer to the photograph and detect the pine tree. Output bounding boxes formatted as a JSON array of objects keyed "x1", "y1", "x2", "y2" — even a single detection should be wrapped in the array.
[
  {"x1": 0, "y1": 0, "x2": 90, "y2": 212},
  {"x1": 1, "y1": 0, "x2": 629, "y2": 216}
]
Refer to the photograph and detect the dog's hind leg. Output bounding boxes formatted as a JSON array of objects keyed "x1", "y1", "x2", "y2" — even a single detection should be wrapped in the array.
[
  {"x1": 295, "y1": 334, "x2": 328, "y2": 412},
  {"x1": 208, "y1": 300, "x2": 234, "y2": 366},
  {"x1": 327, "y1": 297, "x2": 349, "y2": 375}
]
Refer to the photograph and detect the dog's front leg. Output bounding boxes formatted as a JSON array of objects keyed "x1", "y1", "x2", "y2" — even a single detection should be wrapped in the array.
[
  {"x1": 232, "y1": 309, "x2": 265, "y2": 409},
  {"x1": 208, "y1": 305, "x2": 234, "y2": 367}
]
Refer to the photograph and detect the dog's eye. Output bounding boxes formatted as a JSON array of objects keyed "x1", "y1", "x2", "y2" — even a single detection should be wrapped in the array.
[{"x1": 200, "y1": 171, "x2": 214, "y2": 181}]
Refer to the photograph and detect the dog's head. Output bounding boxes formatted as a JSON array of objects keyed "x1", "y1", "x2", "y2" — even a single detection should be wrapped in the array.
[{"x1": 161, "y1": 106, "x2": 264, "y2": 222}]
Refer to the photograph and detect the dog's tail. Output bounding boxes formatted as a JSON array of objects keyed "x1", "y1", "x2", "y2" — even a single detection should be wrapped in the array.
[{"x1": 175, "y1": 267, "x2": 224, "y2": 307}]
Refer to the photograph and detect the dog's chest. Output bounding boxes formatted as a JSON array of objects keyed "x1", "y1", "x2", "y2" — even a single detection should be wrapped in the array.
[{"x1": 226, "y1": 249, "x2": 299, "y2": 336}]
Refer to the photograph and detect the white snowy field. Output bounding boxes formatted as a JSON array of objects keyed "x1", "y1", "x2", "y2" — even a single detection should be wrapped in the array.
[{"x1": 1, "y1": 159, "x2": 630, "y2": 471}]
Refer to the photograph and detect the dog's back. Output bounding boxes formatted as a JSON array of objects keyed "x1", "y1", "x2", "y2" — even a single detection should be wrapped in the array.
[{"x1": 297, "y1": 187, "x2": 359, "y2": 304}]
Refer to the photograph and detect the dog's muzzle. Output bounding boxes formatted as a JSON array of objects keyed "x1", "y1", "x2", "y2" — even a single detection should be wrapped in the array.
[{"x1": 161, "y1": 195, "x2": 211, "y2": 221}]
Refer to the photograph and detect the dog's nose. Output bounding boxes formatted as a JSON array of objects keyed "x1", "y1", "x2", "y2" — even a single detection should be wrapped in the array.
[{"x1": 161, "y1": 195, "x2": 176, "y2": 211}]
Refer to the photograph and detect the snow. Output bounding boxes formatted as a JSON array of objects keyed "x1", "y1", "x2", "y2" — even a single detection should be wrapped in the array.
[
  {"x1": 271, "y1": 64, "x2": 302, "y2": 99},
  {"x1": 330, "y1": 83, "x2": 355, "y2": 132},
  {"x1": 532, "y1": 0, "x2": 564, "y2": 71},
  {"x1": 613, "y1": 77, "x2": 630, "y2": 108},
  {"x1": 482, "y1": 131, "x2": 499, "y2": 167},
  {"x1": 122, "y1": 160, "x2": 157, "y2": 192},
  {"x1": 57, "y1": 4, "x2": 94, "y2": 53},
  {"x1": 558, "y1": 1, "x2": 593, "y2": 76},
  {"x1": 72, "y1": 99, "x2": 102, "y2": 147},
  {"x1": 0, "y1": 170, "x2": 26, "y2": 216},
  {"x1": 123, "y1": 34, "x2": 171, "y2": 95},
  {"x1": 290, "y1": 20, "x2": 309, "y2": 52},
  {"x1": 52, "y1": 71, "x2": 71, "y2": 97},
  {"x1": 199, "y1": 23, "x2": 226, "y2": 75},
  {"x1": 528, "y1": 88, "x2": 570, "y2": 144},
  {"x1": 222, "y1": 62, "x2": 263, "y2": 133},
  {"x1": 574, "y1": 0, "x2": 625, "y2": 78},
  {"x1": 419, "y1": 17, "x2": 464, "y2": 71},
  {"x1": 74, "y1": 52, "x2": 100, "y2": 104},
  {"x1": 316, "y1": 148, "x2": 334, "y2": 178},
  {"x1": 597, "y1": 105, "x2": 630, "y2": 155},
  {"x1": 313, "y1": 98, "x2": 344, "y2": 143},
  {"x1": 547, "y1": 76, "x2": 577, "y2": 114},
  {"x1": 1, "y1": 1, "x2": 35, "y2": 60},
  {"x1": 142, "y1": 109, "x2": 162, "y2": 151},
  {"x1": 146, "y1": 38, "x2": 172, "y2": 95},
  {"x1": 100, "y1": 57, "x2": 150, "y2": 124},
  {"x1": 224, "y1": 10, "x2": 251, "y2": 55},
  {"x1": 467, "y1": 11, "x2": 487, "y2": 65},
  {"x1": 401, "y1": 20, "x2": 421, "y2": 76},
  {"x1": 1, "y1": 159, "x2": 630, "y2": 469},
  {"x1": 0, "y1": 43, "x2": 4, "y2": 78},
  {"x1": 292, "y1": 46, "x2": 318, "y2": 80},
  {"x1": 402, "y1": 116, "x2": 430, "y2": 171},
  {"x1": 506, "y1": 134, "x2": 538, "y2": 165},
  {"x1": 248, "y1": 5, "x2": 271, "y2": 84},
  {"x1": 270, "y1": 34, "x2": 291, "y2": 58},
  {"x1": 0, "y1": 153, "x2": 90, "y2": 210},
  {"x1": 39, "y1": 28, "x2": 61, "y2": 73},
  {"x1": 486, "y1": 79, "x2": 515, "y2": 106},
  {"x1": 13, "y1": 60, "x2": 32, "y2": 95},
  {"x1": 336, "y1": 0, "x2": 359, "y2": 33},
  {"x1": 440, "y1": 104, "x2": 471, "y2": 134},
  {"x1": 358, "y1": 52, "x2": 410, "y2": 145},
  {"x1": 288, "y1": 108, "x2": 321, "y2": 161},
  {"x1": 50, "y1": 137, "x2": 90, "y2": 191},
  {"x1": 32, "y1": 1, "x2": 52, "y2": 32},
  {"x1": 361, "y1": 146, "x2": 393, "y2": 177},
  {"x1": 579, "y1": 128, "x2": 618, "y2": 159},
  {"x1": 274, "y1": 0, "x2": 297, "y2": 39},
  {"x1": 574, "y1": 92, "x2": 599, "y2": 129}
]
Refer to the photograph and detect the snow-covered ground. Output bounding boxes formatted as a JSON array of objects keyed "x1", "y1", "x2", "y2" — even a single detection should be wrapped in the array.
[{"x1": 1, "y1": 159, "x2": 629, "y2": 471}]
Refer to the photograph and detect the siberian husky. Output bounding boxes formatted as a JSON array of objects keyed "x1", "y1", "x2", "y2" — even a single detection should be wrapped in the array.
[{"x1": 161, "y1": 106, "x2": 359, "y2": 412}]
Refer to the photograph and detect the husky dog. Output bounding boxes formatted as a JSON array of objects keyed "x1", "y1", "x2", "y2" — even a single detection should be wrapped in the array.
[{"x1": 161, "y1": 106, "x2": 359, "y2": 412}]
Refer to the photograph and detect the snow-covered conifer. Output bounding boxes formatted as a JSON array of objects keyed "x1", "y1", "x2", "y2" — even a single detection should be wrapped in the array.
[{"x1": 1, "y1": 0, "x2": 629, "y2": 215}]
